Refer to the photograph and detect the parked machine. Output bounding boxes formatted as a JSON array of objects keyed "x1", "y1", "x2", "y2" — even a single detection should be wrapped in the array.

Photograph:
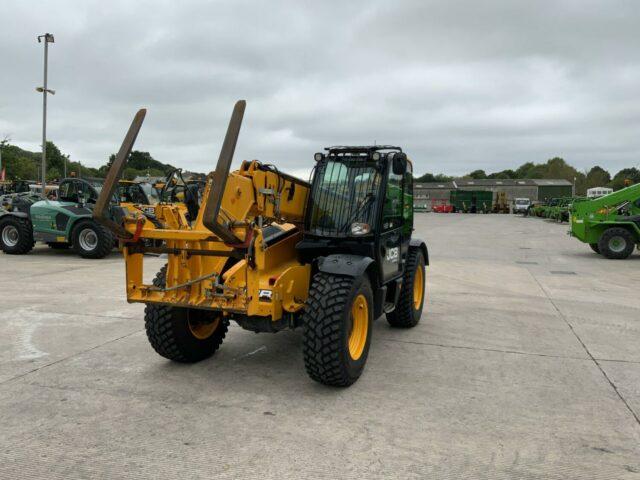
[
  {"x1": 492, "y1": 191, "x2": 509, "y2": 214},
  {"x1": 94, "y1": 101, "x2": 428, "y2": 387},
  {"x1": 431, "y1": 199, "x2": 453, "y2": 213},
  {"x1": 513, "y1": 198, "x2": 530, "y2": 214},
  {"x1": 0, "y1": 177, "x2": 115, "y2": 258},
  {"x1": 450, "y1": 190, "x2": 492, "y2": 213},
  {"x1": 570, "y1": 183, "x2": 640, "y2": 259}
]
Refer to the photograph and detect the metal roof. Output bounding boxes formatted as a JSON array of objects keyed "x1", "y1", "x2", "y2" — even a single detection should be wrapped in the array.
[
  {"x1": 530, "y1": 179, "x2": 573, "y2": 186},
  {"x1": 415, "y1": 181, "x2": 455, "y2": 189},
  {"x1": 415, "y1": 178, "x2": 571, "y2": 189}
]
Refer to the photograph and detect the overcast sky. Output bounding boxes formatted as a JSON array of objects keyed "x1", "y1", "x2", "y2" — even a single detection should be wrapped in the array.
[{"x1": 1, "y1": 0, "x2": 639, "y2": 178}]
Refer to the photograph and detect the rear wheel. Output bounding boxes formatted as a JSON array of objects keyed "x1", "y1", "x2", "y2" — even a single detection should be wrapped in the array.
[
  {"x1": 72, "y1": 220, "x2": 114, "y2": 259},
  {"x1": 144, "y1": 266, "x2": 228, "y2": 362},
  {"x1": 302, "y1": 272, "x2": 373, "y2": 387},
  {"x1": 0, "y1": 216, "x2": 34, "y2": 255},
  {"x1": 387, "y1": 248, "x2": 425, "y2": 328},
  {"x1": 598, "y1": 227, "x2": 635, "y2": 259},
  {"x1": 589, "y1": 243, "x2": 600, "y2": 254}
]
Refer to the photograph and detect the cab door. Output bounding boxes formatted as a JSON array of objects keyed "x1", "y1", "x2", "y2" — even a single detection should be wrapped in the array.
[{"x1": 378, "y1": 166, "x2": 405, "y2": 282}]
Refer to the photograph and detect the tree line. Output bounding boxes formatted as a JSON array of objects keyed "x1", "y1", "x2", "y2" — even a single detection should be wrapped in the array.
[
  {"x1": 415, "y1": 157, "x2": 640, "y2": 194},
  {"x1": 0, "y1": 139, "x2": 175, "y2": 182},
  {"x1": 2, "y1": 140, "x2": 638, "y2": 194}
]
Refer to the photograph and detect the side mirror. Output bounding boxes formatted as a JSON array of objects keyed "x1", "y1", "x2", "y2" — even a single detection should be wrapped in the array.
[{"x1": 392, "y1": 152, "x2": 407, "y2": 175}]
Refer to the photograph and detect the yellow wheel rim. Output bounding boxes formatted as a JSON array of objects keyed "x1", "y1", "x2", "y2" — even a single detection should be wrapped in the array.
[
  {"x1": 188, "y1": 316, "x2": 220, "y2": 340},
  {"x1": 348, "y1": 294, "x2": 369, "y2": 361},
  {"x1": 413, "y1": 264, "x2": 424, "y2": 310}
]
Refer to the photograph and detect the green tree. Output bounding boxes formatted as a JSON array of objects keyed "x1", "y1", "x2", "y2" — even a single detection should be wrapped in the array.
[
  {"x1": 467, "y1": 169, "x2": 487, "y2": 179},
  {"x1": 515, "y1": 162, "x2": 535, "y2": 178},
  {"x1": 585, "y1": 166, "x2": 611, "y2": 190},
  {"x1": 487, "y1": 169, "x2": 516, "y2": 179},
  {"x1": 46, "y1": 167, "x2": 61, "y2": 181},
  {"x1": 610, "y1": 167, "x2": 640, "y2": 190}
]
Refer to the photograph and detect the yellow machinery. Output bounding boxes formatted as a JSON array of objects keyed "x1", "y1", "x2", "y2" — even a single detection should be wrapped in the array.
[{"x1": 95, "y1": 100, "x2": 428, "y2": 386}]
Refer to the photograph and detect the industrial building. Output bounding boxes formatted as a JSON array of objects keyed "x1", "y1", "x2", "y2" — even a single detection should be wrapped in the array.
[{"x1": 414, "y1": 178, "x2": 573, "y2": 211}]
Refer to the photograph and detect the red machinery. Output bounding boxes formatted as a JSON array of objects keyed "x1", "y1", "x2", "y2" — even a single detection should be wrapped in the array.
[{"x1": 431, "y1": 200, "x2": 454, "y2": 213}]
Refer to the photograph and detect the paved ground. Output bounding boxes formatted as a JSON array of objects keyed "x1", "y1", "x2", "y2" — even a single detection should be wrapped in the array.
[{"x1": 1, "y1": 214, "x2": 639, "y2": 479}]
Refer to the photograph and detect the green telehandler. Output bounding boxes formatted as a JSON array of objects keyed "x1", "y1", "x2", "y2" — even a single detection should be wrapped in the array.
[
  {"x1": 0, "y1": 178, "x2": 116, "y2": 258},
  {"x1": 570, "y1": 183, "x2": 640, "y2": 259}
]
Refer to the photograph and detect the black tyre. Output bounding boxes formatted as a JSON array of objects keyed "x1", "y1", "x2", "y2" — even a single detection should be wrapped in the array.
[
  {"x1": 302, "y1": 272, "x2": 373, "y2": 387},
  {"x1": 72, "y1": 220, "x2": 114, "y2": 259},
  {"x1": 589, "y1": 243, "x2": 600, "y2": 254},
  {"x1": 144, "y1": 266, "x2": 228, "y2": 362},
  {"x1": 598, "y1": 227, "x2": 635, "y2": 259},
  {"x1": 47, "y1": 242, "x2": 71, "y2": 250},
  {"x1": 0, "y1": 216, "x2": 34, "y2": 255},
  {"x1": 387, "y1": 248, "x2": 426, "y2": 328}
]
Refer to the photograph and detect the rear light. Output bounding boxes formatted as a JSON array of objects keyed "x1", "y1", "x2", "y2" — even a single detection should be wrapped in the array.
[{"x1": 350, "y1": 222, "x2": 371, "y2": 235}]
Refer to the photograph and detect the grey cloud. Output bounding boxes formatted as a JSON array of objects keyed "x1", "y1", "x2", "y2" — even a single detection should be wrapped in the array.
[{"x1": 1, "y1": 0, "x2": 639, "y2": 178}]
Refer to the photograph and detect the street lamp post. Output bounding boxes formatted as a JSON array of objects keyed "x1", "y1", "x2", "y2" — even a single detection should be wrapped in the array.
[{"x1": 36, "y1": 33, "x2": 55, "y2": 197}]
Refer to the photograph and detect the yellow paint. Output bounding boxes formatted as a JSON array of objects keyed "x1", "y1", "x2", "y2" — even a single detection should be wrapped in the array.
[
  {"x1": 188, "y1": 316, "x2": 220, "y2": 340},
  {"x1": 349, "y1": 294, "x2": 369, "y2": 360},
  {"x1": 413, "y1": 264, "x2": 424, "y2": 310},
  {"x1": 119, "y1": 160, "x2": 311, "y2": 324}
]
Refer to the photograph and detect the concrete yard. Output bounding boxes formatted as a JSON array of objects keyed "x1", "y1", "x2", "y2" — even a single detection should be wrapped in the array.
[{"x1": 1, "y1": 214, "x2": 639, "y2": 479}]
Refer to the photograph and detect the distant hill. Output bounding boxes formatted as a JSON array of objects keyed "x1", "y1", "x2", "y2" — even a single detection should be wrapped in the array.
[
  {"x1": 99, "y1": 150, "x2": 179, "y2": 180},
  {"x1": 0, "y1": 140, "x2": 198, "y2": 181}
]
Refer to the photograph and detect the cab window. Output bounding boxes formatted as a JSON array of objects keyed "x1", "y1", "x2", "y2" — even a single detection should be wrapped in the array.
[
  {"x1": 58, "y1": 181, "x2": 79, "y2": 202},
  {"x1": 383, "y1": 169, "x2": 403, "y2": 231}
]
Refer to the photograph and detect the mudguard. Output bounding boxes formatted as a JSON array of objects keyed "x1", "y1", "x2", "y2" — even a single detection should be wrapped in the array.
[
  {"x1": 0, "y1": 211, "x2": 29, "y2": 220},
  {"x1": 317, "y1": 254, "x2": 374, "y2": 278},
  {"x1": 410, "y1": 238, "x2": 429, "y2": 265}
]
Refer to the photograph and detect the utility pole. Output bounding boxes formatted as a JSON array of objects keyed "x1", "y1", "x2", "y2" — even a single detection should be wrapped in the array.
[{"x1": 36, "y1": 33, "x2": 55, "y2": 197}]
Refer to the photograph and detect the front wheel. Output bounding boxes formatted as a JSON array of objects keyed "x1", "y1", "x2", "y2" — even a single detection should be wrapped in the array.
[
  {"x1": 302, "y1": 272, "x2": 373, "y2": 387},
  {"x1": 589, "y1": 243, "x2": 600, "y2": 254},
  {"x1": 598, "y1": 227, "x2": 635, "y2": 259},
  {"x1": 72, "y1": 221, "x2": 114, "y2": 259},
  {"x1": 144, "y1": 266, "x2": 228, "y2": 362},
  {"x1": 0, "y1": 216, "x2": 34, "y2": 255},
  {"x1": 387, "y1": 248, "x2": 426, "y2": 328}
]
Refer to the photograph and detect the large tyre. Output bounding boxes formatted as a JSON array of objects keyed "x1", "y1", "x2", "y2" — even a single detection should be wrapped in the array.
[
  {"x1": 387, "y1": 248, "x2": 426, "y2": 328},
  {"x1": 598, "y1": 227, "x2": 635, "y2": 259},
  {"x1": 72, "y1": 220, "x2": 114, "y2": 259},
  {"x1": 302, "y1": 272, "x2": 373, "y2": 387},
  {"x1": 589, "y1": 243, "x2": 600, "y2": 254},
  {"x1": 0, "y1": 216, "x2": 34, "y2": 255},
  {"x1": 144, "y1": 266, "x2": 228, "y2": 363}
]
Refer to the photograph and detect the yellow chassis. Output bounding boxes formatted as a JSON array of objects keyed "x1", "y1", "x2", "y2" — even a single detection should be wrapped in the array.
[{"x1": 113, "y1": 159, "x2": 310, "y2": 322}]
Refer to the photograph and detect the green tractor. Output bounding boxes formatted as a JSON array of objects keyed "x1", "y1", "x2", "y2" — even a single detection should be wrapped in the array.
[
  {"x1": 0, "y1": 178, "x2": 116, "y2": 258},
  {"x1": 570, "y1": 183, "x2": 640, "y2": 259},
  {"x1": 531, "y1": 200, "x2": 551, "y2": 218}
]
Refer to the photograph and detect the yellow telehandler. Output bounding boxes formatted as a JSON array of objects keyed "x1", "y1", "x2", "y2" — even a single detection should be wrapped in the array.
[{"x1": 94, "y1": 101, "x2": 428, "y2": 386}]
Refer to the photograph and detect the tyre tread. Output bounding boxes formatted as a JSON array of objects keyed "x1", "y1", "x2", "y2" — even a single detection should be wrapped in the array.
[
  {"x1": 144, "y1": 266, "x2": 228, "y2": 363},
  {"x1": 387, "y1": 248, "x2": 424, "y2": 328},
  {"x1": 0, "y1": 216, "x2": 34, "y2": 255},
  {"x1": 302, "y1": 272, "x2": 360, "y2": 386}
]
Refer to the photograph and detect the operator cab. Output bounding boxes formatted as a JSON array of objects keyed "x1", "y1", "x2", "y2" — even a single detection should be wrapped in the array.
[
  {"x1": 58, "y1": 178, "x2": 102, "y2": 205},
  {"x1": 117, "y1": 181, "x2": 158, "y2": 206},
  {"x1": 299, "y1": 145, "x2": 413, "y2": 284}
]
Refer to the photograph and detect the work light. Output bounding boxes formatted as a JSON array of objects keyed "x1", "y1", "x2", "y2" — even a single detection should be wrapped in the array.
[{"x1": 350, "y1": 222, "x2": 371, "y2": 235}]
